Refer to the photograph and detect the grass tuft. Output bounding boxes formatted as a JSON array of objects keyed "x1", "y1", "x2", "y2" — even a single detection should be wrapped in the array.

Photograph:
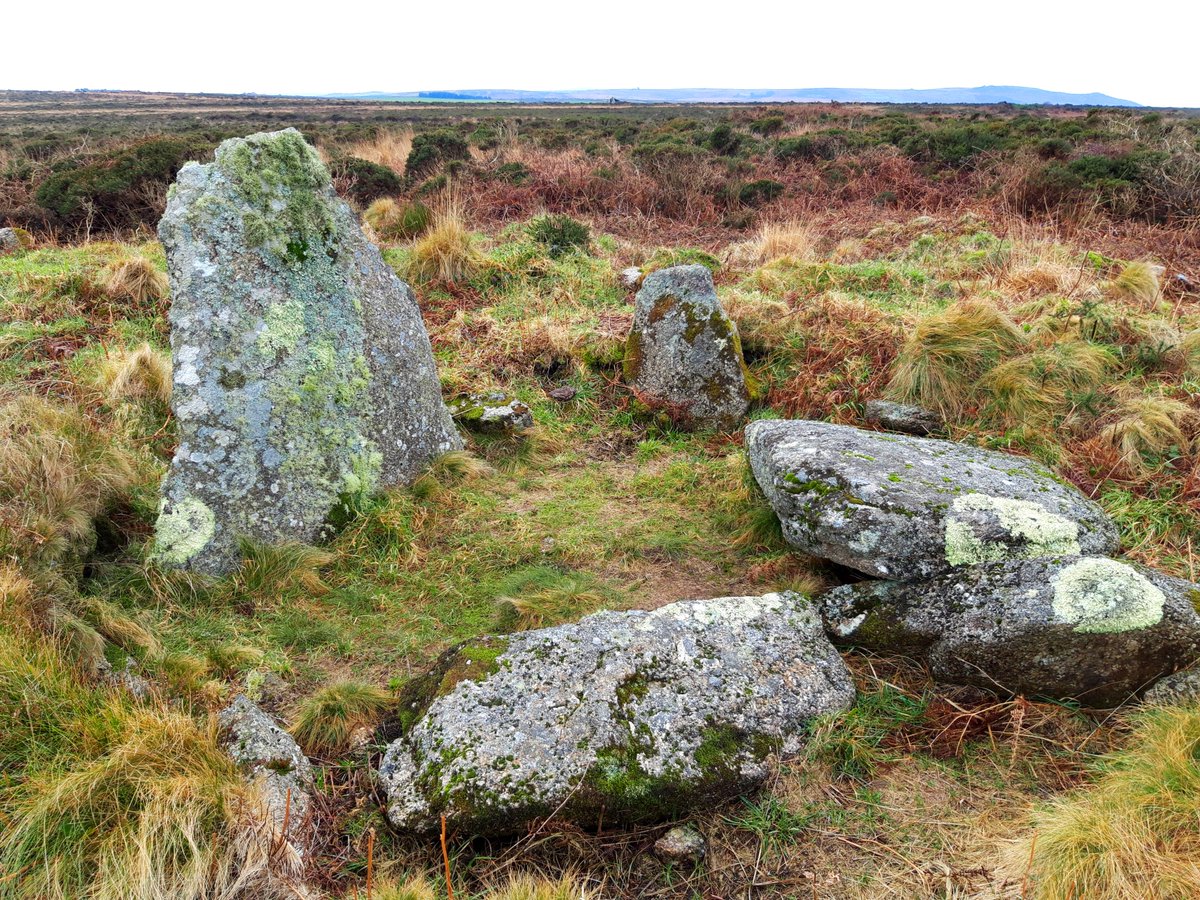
[
  {"x1": 408, "y1": 195, "x2": 482, "y2": 284},
  {"x1": 1017, "y1": 702, "x2": 1200, "y2": 899},
  {"x1": 101, "y1": 255, "x2": 169, "y2": 308},
  {"x1": 97, "y1": 343, "x2": 172, "y2": 406},
  {"x1": 290, "y1": 681, "x2": 392, "y2": 756}
]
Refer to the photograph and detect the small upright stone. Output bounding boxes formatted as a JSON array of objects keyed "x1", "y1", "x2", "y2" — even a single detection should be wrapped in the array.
[
  {"x1": 864, "y1": 399, "x2": 944, "y2": 436},
  {"x1": 153, "y1": 129, "x2": 461, "y2": 574},
  {"x1": 0, "y1": 227, "x2": 26, "y2": 254},
  {"x1": 623, "y1": 265, "x2": 750, "y2": 429}
]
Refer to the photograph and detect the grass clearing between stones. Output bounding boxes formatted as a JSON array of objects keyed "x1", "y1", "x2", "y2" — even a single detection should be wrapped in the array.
[{"x1": 4, "y1": 105, "x2": 1200, "y2": 896}]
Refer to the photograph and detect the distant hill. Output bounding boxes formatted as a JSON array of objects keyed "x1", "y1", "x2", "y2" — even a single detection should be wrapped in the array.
[{"x1": 326, "y1": 85, "x2": 1141, "y2": 107}]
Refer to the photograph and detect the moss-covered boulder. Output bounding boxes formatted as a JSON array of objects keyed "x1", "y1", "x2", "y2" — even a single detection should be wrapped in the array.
[
  {"x1": 746, "y1": 419, "x2": 1117, "y2": 580},
  {"x1": 821, "y1": 557, "x2": 1200, "y2": 706},
  {"x1": 378, "y1": 592, "x2": 854, "y2": 834},
  {"x1": 153, "y1": 129, "x2": 461, "y2": 574},
  {"x1": 624, "y1": 265, "x2": 750, "y2": 429},
  {"x1": 447, "y1": 391, "x2": 533, "y2": 434}
]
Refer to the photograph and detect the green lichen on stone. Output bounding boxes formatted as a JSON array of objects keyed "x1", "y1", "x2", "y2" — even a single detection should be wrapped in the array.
[
  {"x1": 945, "y1": 493, "x2": 1081, "y2": 566},
  {"x1": 394, "y1": 636, "x2": 511, "y2": 734},
  {"x1": 152, "y1": 496, "x2": 216, "y2": 566},
  {"x1": 1051, "y1": 557, "x2": 1166, "y2": 634},
  {"x1": 214, "y1": 129, "x2": 337, "y2": 261},
  {"x1": 257, "y1": 299, "x2": 306, "y2": 358}
]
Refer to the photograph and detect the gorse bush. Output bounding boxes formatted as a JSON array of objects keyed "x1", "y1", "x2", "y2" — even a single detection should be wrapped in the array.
[
  {"x1": 330, "y1": 155, "x2": 405, "y2": 205},
  {"x1": 405, "y1": 130, "x2": 470, "y2": 177},
  {"x1": 34, "y1": 137, "x2": 211, "y2": 230}
]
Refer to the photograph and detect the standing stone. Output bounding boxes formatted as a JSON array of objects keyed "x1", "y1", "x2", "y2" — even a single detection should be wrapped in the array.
[
  {"x1": 0, "y1": 227, "x2": 25, "y2": 254},
  {"x1": 378, "y1": 592, "x2": 854, "y2": 834},
  {"x1": 746, "y1": 419, "x2": 1118, "y2": 580},
  {"x1": 821, "y1": 557, "x2": 1200, "y2": 706},
  {"x1": 624, "y1": 265, "x2": 750, "y2": 429},
  {"x1": 153, "y1": 129, "x2": 461, "y2": 574}
]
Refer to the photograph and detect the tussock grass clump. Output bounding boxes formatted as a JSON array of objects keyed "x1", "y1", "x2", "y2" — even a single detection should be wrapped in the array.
[
  {"x1": 0, "y1": 633, "x2": 300, "y2": 899},
  {"x1": 979, "y1": 340, "x2": 1114, "y2": 427},
  {"x1": 364, "y1": 873, "x2": 585, "y2": 900},
  {"x1": 223, "y1": 538, "x2": 335, "y2": 609},
  {"x1": 290, "y1": 681, "x2": 392, "y2": 756},
  {"x1": 493, "y1": 565, "x2": 616, "y2": 631},
  {"x1": 410, "y1": 449, "x2": 495, "y2": 500},
  {"x1": 887, "y1": 300, "x2": 1027, "y2": 419},
  {"x1": 101, "y1": 255, "x2": 169, "y2": 308},
  {"x1": 1106, "y1": 260, "x2": 1163, "y2": 307},
  {"x1": 347, "y1": 128, "x2": 414, "y2": 174},
  {"x1": 96, "y1": 342, "x2": 172, "y2": 405},
  {"x1": 0, "y1": 392, "x2": 139, "y2": 571},
  {"x1": 1101, "y1": 392, "x2": 1195, "y2": 471},
  {"x1": 726, "y1": 219, "x2": 817, "y2": 268},
  {"x1": 408, "y1": 197, "x2": 482, "y2": 284},
  {"x1": 1017, "y1": 702, "x2": 1200, "y2": 899},
  {"x1": 364, "y1": 197, "x2": 431, "y2": 242}
]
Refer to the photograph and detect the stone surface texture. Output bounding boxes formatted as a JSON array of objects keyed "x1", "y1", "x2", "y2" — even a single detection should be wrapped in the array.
[
  {"x1": 218, "y1": 694, "x2": 314, "y2": 854},
  {"x1": 379, "y1": 592, "x2": 854, "y2": 833},
  {"x1": 153, "y1": 129, "x2": 460, "y2": 574},
  {"x1": 863, "y1": 399, "x2": 944, "y2": 436},
  {"x1": 821, "y1": 557, "x2": 1200, "y2": 706},
  {"x1": 447, "y1": 391, "x2": 533, "y2": 433},
  {"x1": 746, "y1": 419, "x2": 1117, "y2": 580},
  {"x1": 624, "y1": 265, "x2": 750, "y2": 429}
]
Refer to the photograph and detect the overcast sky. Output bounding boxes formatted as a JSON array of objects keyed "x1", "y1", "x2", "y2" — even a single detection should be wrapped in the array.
[{"x1": 5, "y1": 0, "x2": 1198, "y2": 107}]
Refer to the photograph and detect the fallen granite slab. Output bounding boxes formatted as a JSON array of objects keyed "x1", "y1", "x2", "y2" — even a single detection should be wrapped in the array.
[
  {"x1": 746, "y1": 419, "x2": 1118, "y2": 580},
  {"x1": 378, "y1": 592, "x2": 854, "y2": 834},
  {"x1": 820, "y1": 556, "x2": 1200, "y2": 706}
]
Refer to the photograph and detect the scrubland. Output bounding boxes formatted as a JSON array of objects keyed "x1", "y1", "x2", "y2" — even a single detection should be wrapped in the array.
[{"x1": 1, "y1": 93, "x2": 1200, "y2": 898}]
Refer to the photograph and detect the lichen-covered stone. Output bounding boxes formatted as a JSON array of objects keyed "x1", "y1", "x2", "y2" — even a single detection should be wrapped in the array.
[
  {"x1": 1144, "y1": 668, "x2": 1200, "y2": 704},
  {"x1": 218, "y1": 694, "x2": 314, "y2": 855},
  {"x1": 378, "y1": 592, "x2": 854, "y2": 834},
  {"x1": 624, "y1": 265, "x2": 750, "y2": 429},
  {"x1": 746, "y1": 419, "x2": 1117, "y2": 580},
  {"x1": 0, "y1": 228, "x2": 23, "y2": 254},
  {"x1": 863, "y1": 399, "x2": 944, "y2": 436},
  {"x1": 154, "y1": 129, "x2": 461, "y2": 574},
  {"x1": 654, "y1": 824, "x2": 706, "y2": 863},
  {"x1": 447, "y1": 391, "x2": 533, "y2": 434},
  {"x1": 821, "y1": 557, "x2": 1200, "y2": 706}
]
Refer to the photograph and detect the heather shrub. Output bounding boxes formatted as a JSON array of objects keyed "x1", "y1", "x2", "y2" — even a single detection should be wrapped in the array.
[
  {"x1": 405, "y1": 130, "x2": 470, "y2": 176},
  {"x1": 329, "y1": 155, "x2": 404, "y2": 205}
]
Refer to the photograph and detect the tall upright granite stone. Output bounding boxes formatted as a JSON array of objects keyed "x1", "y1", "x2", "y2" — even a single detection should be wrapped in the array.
[
  {"x1": 624, "y1": 265, "x2": 750, "y2": 429},
  {"x1": 154, "y1": 129, "x2": 460, "y2": 574}
]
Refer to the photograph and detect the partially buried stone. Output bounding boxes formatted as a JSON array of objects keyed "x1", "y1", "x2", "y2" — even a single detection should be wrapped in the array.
[
  {"x1": 821, "y1": 556, "x2": 1200, "y2": 706},
  {"x1": 378, "y1": 592, "x2": 854, "y2": 834},
  {"x1": 447, "y1": 391, "x2": 533, "y2": 434},
  {"x1": 153, "y1": 129, "x2": 461, "y2": 575},
  {"x1": 863, "y1": 399, "x2": 944, "y2": 436}
]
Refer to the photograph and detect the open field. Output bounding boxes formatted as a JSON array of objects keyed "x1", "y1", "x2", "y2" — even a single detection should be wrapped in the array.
[{"x1": 2, "y1": 92, "x2": 1200, "y2": 898}]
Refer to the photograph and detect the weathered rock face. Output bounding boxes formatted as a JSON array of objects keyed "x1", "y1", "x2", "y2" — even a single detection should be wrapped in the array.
[
  {"x1": 378, "y1": 592, "x2": 854, "y2": 834},
  {"x1": 746, "y1": 419, "x2": 1117, "y2": 580},
  {"x1": 624, "y1": 265, "x2": 750, "y2": 429},
  {"x1": 821, "y1": 557, "x2": 1200, "y2": 706},
  {"x1": 447, "y1": 391, "x2": 533, "y2": 434},
  {"x1": 153, "y1": 129, "x2": 461, "y2": 574},
  {"x1": 863, "y1": 399, "x2": 944, "y2": 436},
  {"x1": 218, "y1": 695, "x2": 314, "y2": 855},
  {"x1": 0, "y1": 228, "x2": 22, "y2": 254}
]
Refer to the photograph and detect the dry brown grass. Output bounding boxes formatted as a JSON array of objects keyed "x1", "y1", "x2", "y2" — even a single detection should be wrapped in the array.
[
  {"x1": 346, "y1": 128, "x2": 414, "y2": 174},
  {"x1": 101, "y1": 255, "x2": 169, "y2": 308},
  {"x1": 97, "y1": 343, "x2": 172, "y2": 405},
  {"x1": 724, "y1": 219, "x2": 818, "y2": 268},
  {"x1": 408, "y1": 193, "x2": 482, "y2": 285}
]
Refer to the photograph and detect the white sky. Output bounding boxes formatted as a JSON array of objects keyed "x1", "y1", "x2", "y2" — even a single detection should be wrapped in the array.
[{"x1": 4, "y1": 0, "x2": 1198, "y2": 107}]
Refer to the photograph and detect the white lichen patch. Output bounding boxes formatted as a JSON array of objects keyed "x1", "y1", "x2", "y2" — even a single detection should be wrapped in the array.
[
  {"x1": 945, "y1": 493, "x2": 1081, "y2": 566},
  {"x1": 1051, "y1": 557, "x2": 1166, "y2": 633},
  {"x1": 152, "y1": 496, "x2": 216, "y2": 565},
  {"x1": 256, "y1": 299, "x2": 306, "y2": 358}
]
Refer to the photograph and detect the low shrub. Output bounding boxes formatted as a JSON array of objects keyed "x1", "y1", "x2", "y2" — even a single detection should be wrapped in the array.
[
  {"x1": 405, "y1": 130, "x2": 470, "y2": 177},
  {"x1": 329, "y1": 155, "x2": 404, "y2": 205},
  {"x1": 528, "y1": 214, "x2": 590, "y2": 257},
  {"x1": 738, "y1": 179, "x2": 785, "y2": 206}
]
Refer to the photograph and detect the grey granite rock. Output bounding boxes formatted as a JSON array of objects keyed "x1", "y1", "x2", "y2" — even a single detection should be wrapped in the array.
[
  {"x1": 379, "y1": 592, "x2": 854, "y2": 834},
  {"x1": 218, "y1": 694, "x2": 314, "y2": 855},
  {"x1": 0, "y1": 228, "x2": 22, "y2": 254},
  {"x1": 863, "y1": 399, "x2": 944, "y2": 436},
  {"x1": 153, "y1": 129, "x2": 460, "y2": 574},
  {"x1": 654, "y1": 824, "x2": 707, "y2": 863},
  {"x1": 746, "y1": 419, "x2": 1117, "y2": 580},
  {"x1": 1144, "y1": 668, "x2": 1200, "y2": 704},
  {"x1": 448, "y1": 391, "x2": 533, "y2": 434},
  {"x1": 624, "y1": 265, "x2": 750, "y2": 429},
  {"x1": 821, "y1": 557, "x2": 1200, "y2": 706}
]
